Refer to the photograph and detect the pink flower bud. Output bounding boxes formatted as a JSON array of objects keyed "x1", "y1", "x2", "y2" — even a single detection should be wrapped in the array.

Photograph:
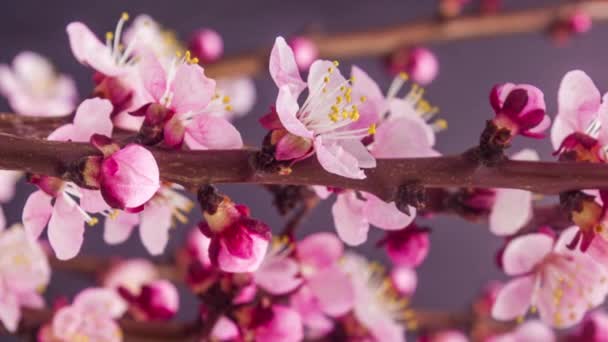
[
  {"x1": 569, "y1": 10, "x2": 592, "y2": 34},
  {"x1": 288, "y1": 36, "x2": 318, "y2": 71},
  {"x1": 93, "y1": 138, "x2": 160, "y2": 210},
  {"x1": 490, "y1": 83, "x2": 549, "y2": 139},
  {"x1": 119, "y1": 280, "x2": 179, "y2": 321},
  {"x1": 386, "y1": 47, "x2": 439, "y2": 85},
  {"x1": 188, "y1": 29, "x2": 224, "y2": 64},
  {"x1": 380, "y1": 224, "x2": 430, "y2": 268},
  {"x1": 199, "y1": 197, "x2": 271, "y2": 273},
  {"x1": 390, "y1": 266, "x2": 417, "y2": 296}
]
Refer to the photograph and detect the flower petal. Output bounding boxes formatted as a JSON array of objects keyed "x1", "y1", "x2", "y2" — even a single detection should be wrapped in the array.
[
  {"x1": 73, "y1": 98, "x2": 114, "y2": 141},
  {"x1": 276, "y1": 85, "x2": 312, "y2": 138},
  {"x1": 307, "y1": 267, "x2": 354, "y2": 317},
  {"x1": 170, "y1": 63, "x2": 215, "y2": 113},
  {"x1": 184, "y1": 115, "x2": 243, "y2": 150},
  {"x1": 74, "y1": 287, "x2": 127, "y2": 318},
  {"x1": 255, "y1": 257, "x2": 303, "y2": 295},
  {"x1": 275, "y1": 133, "x2": 313, "y2": 161},
  {"x1": 339, "y1": 139, "x2": 376, "y2": 169},
  {"x1": 362, "y1": 193, "x2": 415, "y2": 230},
  {"x1": 138, "y1": 49, "x2": 167, "y2": 102},
  {"x1": 502, "y1": 234, "x2": 554, "y2": 276},
  {"x1": 22, "y1": 190, "x2": 53, "y2": 240},
  {"x1": 0, "y1": 291, "x2": 20, "y2": 333},
  {"x1": 297, "y1": 232, "x2": 344, "y2": 271},
  {"x1": 556, "y1": 70, "x2": 601, "y2": 132},
  {"x1": 492, "y1": 276, "x2": 535, "y2": 321},
  {"x1": 269, "y1": 37, "x2": 306, "y2": 96},
  {"x1": 331, "y1": 192, "x2": 369, "y2": 246},
  {"x1": 66, "y1": 22, "x2": 120, "y2": 76},
  {"x1": 350, "y1": 65, "x2": 385, "y2": 129},
  {"x1": 104, "y1": 211, "x2": 138, "y2": 245},
  {"x1": 47, "y1": 196, "x2": 85, "y2": 260},
  {"x1": 139, "y1": 203, "x2": 173, "y2": 255},
  {"x1": 316, "y1": 138, "x2": 366, "y2": 179}
]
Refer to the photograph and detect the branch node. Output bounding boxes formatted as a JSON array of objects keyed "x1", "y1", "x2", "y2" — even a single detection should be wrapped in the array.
[
  {"x1": 396, "y1": 182, "x2": 427, "y2": 215},
  {"x1": 197, "y1": 184, "x2": 223, "y2": 215}
]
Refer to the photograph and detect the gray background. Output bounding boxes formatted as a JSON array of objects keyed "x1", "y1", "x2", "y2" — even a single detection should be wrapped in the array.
[{"x1": 0, "y1": 0, "x2": 604, "y2": 332}]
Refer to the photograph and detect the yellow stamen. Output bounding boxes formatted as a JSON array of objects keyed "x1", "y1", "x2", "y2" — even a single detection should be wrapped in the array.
[
  {"x1": 368, "y1": 123, "x2": 377, "y2": 135},
  {"x1": 121, "y1": 12, "x2": 130, "y2": 21},
  {"x1": 333, "y1": 60, "x2": 339, "y2": 67},
  {"x1": 399, "y1": 72, "x2": 409, "y2": 80},
  {"x1": 106, "y1": 32, "x2": 114, "y2": 41},
  {"x1": 87, "y1": 217, "x2": 99, "y2": 227},
  {"x1": 222, "y1": 96, "x2": 231, "y2": 104},
  {"x1": 360, "y1": 96, "x2": 367, "y2": 103}
]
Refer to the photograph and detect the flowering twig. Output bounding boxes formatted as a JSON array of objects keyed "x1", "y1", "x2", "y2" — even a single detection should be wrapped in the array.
[
  {"x1": 2, "y1": 131, "x2": 608, "y2": 201},
  {"x1": 202, "y1": 0, "x2": 608, "y2": 78}
]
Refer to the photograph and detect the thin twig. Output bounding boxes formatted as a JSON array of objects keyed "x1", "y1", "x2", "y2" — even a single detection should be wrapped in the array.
[{"x1": 202, "y1": 0, "x2": 608, "y2": 78}]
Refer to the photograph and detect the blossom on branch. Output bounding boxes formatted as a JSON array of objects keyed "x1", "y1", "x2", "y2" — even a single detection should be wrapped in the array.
[
  {"x1": 0, "y1": 225, "x2": 50, "y2": 333},
  {"x1": 492, "y1": 228, "x2": 608, "y2": 328},
  {"x1": 0, "y1": 51, "x2": 77, "y2": 116}
]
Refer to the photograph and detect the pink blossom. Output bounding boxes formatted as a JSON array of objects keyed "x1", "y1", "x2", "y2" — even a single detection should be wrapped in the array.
[
  {"x1": 297, "y1": 233, "x2": 354, "y2": 317},
  {"x1": 102, "y1": 259, "x2": 160, "y2": 294},
  {"x1": 51, "y1": 288, "x2": 126, "y2": 342},
  {"x1": 492, "y1": 228, "x2": 608, "y2": 328},
  {"x1": 188, "y1": 28, "x2": 224, "y2": 64},
  {"x1": 0, "y1": 225, "x2": 50, "y2": 332},
  {"x1": 488, "y1": 320, "x2": 555, "y2": 342},
  {"x1": 490, "y1": 83, "x2": 549, "y2": 139},
  {"x1": 265, "y1": 37, "x2": 377, "y2": 179},
  {"x1": 23, "y1": 104, "x2": 115, "y2": 260},
  {"x1": 288, "y1": 36, "x2": 318, "y2": 71},
  {"x1": 103, "y1": 185, "x2": 192, "y2": 255},
  {"x1": 67, "y1": 15, "x2": 151, "y2": 122},
  {"x1": 380, "y1": 223, "x2": 430, "y2": 267},
  {"x1": 253, "y1": 305, "x2": 304, "y2": 342},
  {"x1": 199, "y1": 197, "x2": 271, "y2": 273},
  {"x1": 489, "y1": 149, "x2": 539, "y2": 236},
  {"x1": 386, "y1": 47, "x2": 439, "y2": 85},
  {"x1": 0, "y1": 51, "x2": 77, "y2": 116},
  {"x1": 49, "y1": 98, "x2": 114, "y2": 142},
  {"x1": 551, "y1": 70, "x2": 608, "y2": 160},
  {"x1": 123, "y1": 14, "x2": 255, "y2": 122},
  {"x1": 134, "y1": 50, "x2": 242, "y2": 150},
  {"x1": 118, "y1": 280, "x2": 179, "y2": 321},
  {"x1": 340, "y1": 252, "x2": 408, "y2": 342},
  {"x1": 567, "y1": 310, "x2": 608, "y2": 341}
]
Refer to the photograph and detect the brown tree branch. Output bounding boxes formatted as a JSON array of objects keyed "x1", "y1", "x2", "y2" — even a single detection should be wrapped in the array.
[
  {"x1": 1, "y1": 132, "x2": 608, "y2": 202},
  {"x1": 202, "y1": 0, "x2": 608, "y2": 78}
]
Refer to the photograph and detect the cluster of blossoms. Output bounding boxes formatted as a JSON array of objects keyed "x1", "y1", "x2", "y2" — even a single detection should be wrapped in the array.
[{"x1": 0, "y1": 8, "x2": 607, "y2": 342}]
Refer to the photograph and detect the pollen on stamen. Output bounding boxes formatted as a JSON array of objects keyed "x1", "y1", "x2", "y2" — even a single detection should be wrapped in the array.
[
  {"x1": 432, "y1": 119, "x2": 448, "y2": 131},
  {"x1": 87, "y1": 217, "x2": 99, "y2": 227},
  {"x1": 360, "y1": 96, "x2": 367, "y2": 103},
  {"x1": 333, "y1": 60, "x2": 339, "y2": 67},
  {"x1": 106, "y1": 32, "x2": 114, "y2": 41},
  {"x1": 368, "y1": 123, "x2": 377, "y2": 135},
  {"x1": 399, "y1": 72, "x2": 409, "y2": 80},
  {"x1": 222, "y1": 96, "x2": 231, "y2": 104},
  {"x1": 225, "y1": 105, "x2": 233, "y2": 112},
  {"x1": 121, "y1": 12, "x2": 130, "y2": 21}
]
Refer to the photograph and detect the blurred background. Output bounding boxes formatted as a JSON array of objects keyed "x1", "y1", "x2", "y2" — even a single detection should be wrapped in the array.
[{"x1": 0, "y1": 0, "x2": 605, "y2": 325}]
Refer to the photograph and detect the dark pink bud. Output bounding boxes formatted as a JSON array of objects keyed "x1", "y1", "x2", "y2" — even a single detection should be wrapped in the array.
[
  {"x1": 200, "y1": 197, "x2": 271, "y2": 273},
  {"x1": 288, "y1": 36, "x2": 318, "y2": 71},
  {"x1": 569, "y1": 10, "x2": 592, "y2": 34},
  {"x1": 380, "y1": 223, "x2": 430, "y2": 268},
  {"x1": 490, "y1": 83, "x2": 548, "y2": 139},
  {"x1": 119, "y1": 280, "x2": 179, "y2": 321},
  {"x1": 188, "y1": 29, "x2": 224, "y2": 64}
]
